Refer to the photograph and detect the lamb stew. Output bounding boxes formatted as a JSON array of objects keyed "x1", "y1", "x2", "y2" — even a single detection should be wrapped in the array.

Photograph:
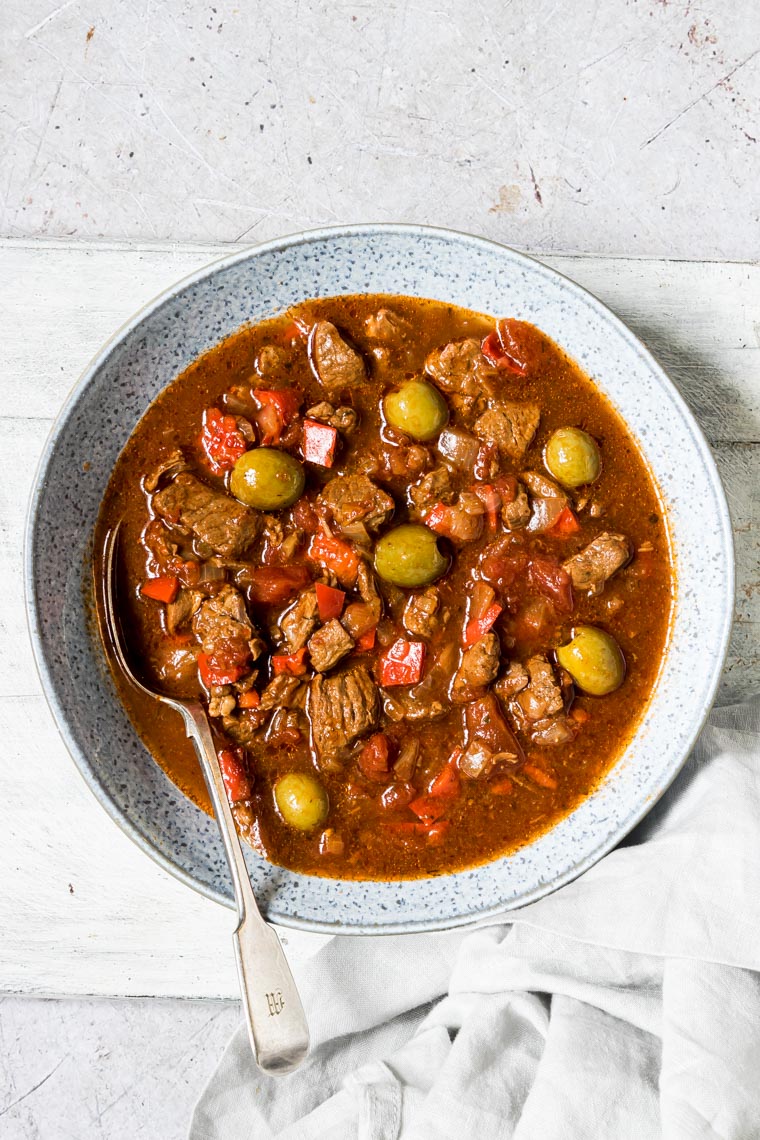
[{"x1": 94, "y1": 295, "x2": 673, "y2": 879}]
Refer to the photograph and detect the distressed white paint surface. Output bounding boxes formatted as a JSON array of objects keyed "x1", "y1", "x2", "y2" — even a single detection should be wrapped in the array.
[
  {"x1": 1, "y1": 237, "x2": 758, "y2": 1013},
  {"x1": 1, "y1": 1, "x2": 760, "y2": 258}
]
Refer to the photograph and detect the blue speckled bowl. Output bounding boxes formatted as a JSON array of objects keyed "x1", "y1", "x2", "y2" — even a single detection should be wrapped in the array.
[{"x1": 26, "y1": 225, "x2": 734, "y2": 934}]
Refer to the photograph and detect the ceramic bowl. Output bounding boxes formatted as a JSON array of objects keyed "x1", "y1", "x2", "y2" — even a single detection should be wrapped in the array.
[{"x1": 26, "y1": 225, "x2": 734, "y2": 934}]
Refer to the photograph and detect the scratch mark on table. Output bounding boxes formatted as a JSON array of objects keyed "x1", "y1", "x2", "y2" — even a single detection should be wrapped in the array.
[
  {"x1": 24, "y1": 0, "x2": 80, "y2": 39},
  {"x1": 0, "y1": 1057, "x2": 66, "y2": 1116},
  {"x1": 641, "y1": 46, "x2": 760, "y2": 149}
]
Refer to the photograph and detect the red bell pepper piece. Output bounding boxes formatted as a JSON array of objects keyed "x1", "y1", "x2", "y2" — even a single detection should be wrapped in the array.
[
  {"x1": 550, "y1": 506, "x2": 581, "y2": 537},
  {"x1": 271, "y1": 647, "x2": 309, "y2": 677},
  {"x1": 200, "y1": 407, "x2": 248, "y2": 474},
  {"x1": 428, "y1": 757, "x2": 461, "y2": 798},
  {"x1": 302, "y1": 419, "x2": 339, "y2": 467},
  {"x1": 314, "y1": 582, "x2": 345, "y2": 621},
  {"x1": 408, "y1": 794, "x2": 448, "y2": 824},
  {"x1": 490, "y1": 777, "x2": 514, "y2": 795},
  {"x1": 140, "y1": 575, "x2": 180, "y2": 604},
  {"x1": 424, "y1": 502, "x2": 451, "y2": 534},
  {"x1": 378, "y1": 639, "x2": 425, "y2": 686},
  {"x1": 237, "y1": 690, "x2": 261, "y2": 709},
  {"x1": 472, "y1": 483, "x2": 500, "y2": 532},
  {"x1": 252, "y1": 389, "x2": 301, "y2": 445},
  {"x1": 218, "y1": 748, "x2": 252, "y2": 803},
  {"x1": 523, "y1": 763, "x2": 558, "y2": 790},
  {"x1": 463, "y1": 602, "x2": 503, "y2": 647},
  {"x1": 355, "y1": 627, "x2": 377, "y2": 652},
  {"x1": 307, "y1": 532, "x2": 360, "y2": 586}
]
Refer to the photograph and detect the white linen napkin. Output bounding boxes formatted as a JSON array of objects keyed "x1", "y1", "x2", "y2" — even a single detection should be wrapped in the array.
[{"x1": 189, "y1": 698, "x2": 760, "y2": 1139}]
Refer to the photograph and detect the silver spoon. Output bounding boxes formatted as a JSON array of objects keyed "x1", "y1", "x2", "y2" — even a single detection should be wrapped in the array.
[{"x1": 100, "y1": 524, "x2": 309, "y2": 1074}]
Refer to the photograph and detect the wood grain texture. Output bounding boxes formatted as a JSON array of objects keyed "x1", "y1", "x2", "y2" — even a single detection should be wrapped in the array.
[{"x1": 1, "y1": 238, "x2": 758, "y2": 998}]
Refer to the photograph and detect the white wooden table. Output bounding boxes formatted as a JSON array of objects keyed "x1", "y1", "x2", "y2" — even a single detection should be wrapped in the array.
[{"x1": 2, "y1": 238, "x2": 759, "y2": 1002}]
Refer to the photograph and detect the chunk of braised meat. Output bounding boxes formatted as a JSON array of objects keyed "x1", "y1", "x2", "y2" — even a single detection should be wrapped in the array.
[
  {"x1": 458, "y1": 693, "x2": 524, "y2": 778},
  {"x1": 451, "y1": 632, "x2": 500, "y2": 701},
  {"x1": 221, "y1": 714, "x2": 265, "y2": 747},
  {"x1": 308, "y1": 619, "x2": 355, "y2": 673},
  {"x1": 355, "y1": 562, "x2": 383, "y2": 623},
  {"x1": 280, "y1": 587, "x2": 320, "y2": 652},
  {"x1": 318, "y1": 473, "x2": 394, "y2": 533},
  {"x1": 144, "y1": 449, "x2": 191, "y2": 493},
  {"x1": 166, "y1": 587, "x2": 203, "y2": 635},
  {"x1": 256, "y1": 344, "x2": 287, "y2": 376},
  {"x1": 266, "y1": 707, "x2": 307, "y2": 746},
  {"x1": 364, "y1": 308, "x2": 412, "y2": 341},
  {"x1": 501, "y1": 478, "x2": 531, "y2": 530},
  {"x1": 495, "y1": 661, "x2": 529, "y2": 699},
  {"x1": 563, "y1": 532, "x2": 632, "y2": 595},
  {"x1": 408, "y1": 466, "x2": 452, "y2": 516},
  {"x1": 427, "y1": 491, "x2": 484, "y2": 545},
  {"x1": 309, "y1": 664, "x2": 380, "y2": 768},
  {"x1": 521, "y1": 471, "x2": 569, "y2": 533},
  {"x1": 530, "y1": 715, "x2": 576, "y2": 746},
  {"x1": 193, "y1": 585, "x2": 264, "y2": 659},
  {"x1": 402, "y1": 587, "x2": 440, "y2": 639},
  {"x1": 305, "y1": 401, "x2": 359, "y2": 433},
  {"x1": 310, "y1": 321, "x2": 366, "y2": 391},
  {"x1": 153, "y1": 473, "x2": 260, "y2": 559},
  {"x1": 474, "y1": 402, "x2": 540, "y2": 461},
  {"x1": 259, "y1": 674, "x2": 307, "y2": 711},
  {"x1": 516, "y1": 654, "x2": 564, "y2": 721},
  {"x1": 424, "y1": 338, "x2": 497, "y2": 413}
]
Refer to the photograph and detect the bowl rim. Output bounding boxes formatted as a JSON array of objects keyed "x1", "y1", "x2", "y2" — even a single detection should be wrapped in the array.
[{"x1": 25, "y1": 222, "x2": 735, "y2": 933}]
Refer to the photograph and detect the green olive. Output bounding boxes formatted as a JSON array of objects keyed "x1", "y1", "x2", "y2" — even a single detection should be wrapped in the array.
[
  {"x1": 230, "y1": 447, "x2": 305, "y2": 510},
  {"x1": 384, "y1": 380, "x2": 448, "y2": 441},
  {"x1": 374, "y1": 523, "x2": 448, "y2": 587},
  {"x1": 556, "y1": 626, "x2": 625, "y2": 696},
  {"x1": 544, "y1": 427, "x2": 601, "y2": 488},
  {"x1": 274, "y1": 773, "x2": 329, "y2": 831}
]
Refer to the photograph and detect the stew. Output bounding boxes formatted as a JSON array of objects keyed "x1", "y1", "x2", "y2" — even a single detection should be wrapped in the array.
[{"x1": 94, "y1": 294, "x2": 673, "y2": 879}]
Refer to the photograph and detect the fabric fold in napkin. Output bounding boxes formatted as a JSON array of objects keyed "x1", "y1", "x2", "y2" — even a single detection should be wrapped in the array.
[{"x1": 190, "y1": 698, "x2": 760, "y2": 1139}]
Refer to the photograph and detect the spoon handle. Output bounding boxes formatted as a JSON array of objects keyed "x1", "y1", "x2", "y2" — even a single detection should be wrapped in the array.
[{"x1": 177, "y1": 701, "x2": 310, "y2": 1074}]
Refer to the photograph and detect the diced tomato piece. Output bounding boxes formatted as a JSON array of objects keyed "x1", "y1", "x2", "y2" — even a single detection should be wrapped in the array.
[
  {"x1": 302, "y1": 419, "x2": 339, "y2": 467},
  {"x1": 481, "y1": 319, "x2": 529, "y2": 376},
  {"x1": 378, "y1": 639, "x2": 425, "y2": 686},
  {"x1": 480, "y1": 552, "x2": 529, "y2": 592},
  {"x1": 198, "y1": 640, "x2": 251, "y2": 687},
  {"x1": 307, "y1": 532, "x2": 360, "y2": 586},
  {"x1": 252, "y1": 389, "x2": 301, "y2": 445},
  {"x1": 218, "y1": 748, "x2": 252, "y2": 802},
  {"x1": 481, "y1": 330, "x2": 505, "y2": 366},
  {"x1": 355, "y1": 626, "x2": 377, "y2": 652},
  {"x1": 426, "y1": 820, "x2": 450, "y2": 846},
  {"x1": 428, "y1": 755, "x2": 461, "y2": 798},
  {"x1": 292, "y1": 497, "x2": 320, "y2": 533},
  {"x1": 271, "y1": 647, "x2": 308, "y2": 677},
  {"x1": 464, "y1": 603, "x2": 503, "y2": 648},
  {"x1": 571, "y1": 706, "x2": 590, "y2": 725},
  {"x1": 550, "y1": 506, "x2": 581, "y2": 537},
  {"x1": 246, "y1": 565, "x2": 311, "y2": 605},
  {"x1": 472, "y1": 483, "x2": 500, "y2": 531},
  {"x1": 314, "y1": 582, "x2": 345, "y2": 621},
  {"x1": 379, "y1": 782, "x2": 416, "y2": 811},
  {"x1": 528, "y1": 558, "x2": 574, "y2": 614},
  {"x1": 523, "y1": 763, "x2": 558, "y2": 790},
  {"x1": 490, "y1": 777, "x2": 514, "y2": 795},
  {"x1": 237, "y1": 690, "x2": 261, "y2": 709},
  {"x1": 358, "y1": 733, "x2": 392, "y2": 780},
  {"x1": 200, "y1": 407, "x2": 248, "y2": 473},
  {"x1": 140, "y1": 575, "x2": 180, "y2": 604},
  {"x1": 408, "y1": 794, "x2": 447, "y2": 824}
]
